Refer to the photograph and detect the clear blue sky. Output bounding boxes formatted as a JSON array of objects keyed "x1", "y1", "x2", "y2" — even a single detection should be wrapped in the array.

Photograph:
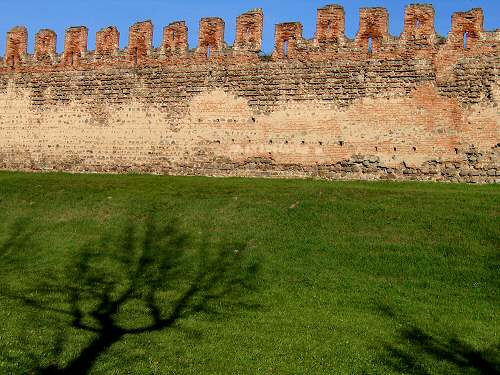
[{"x1": 1, "y1": 0, "x2": 498, "y2": 55}]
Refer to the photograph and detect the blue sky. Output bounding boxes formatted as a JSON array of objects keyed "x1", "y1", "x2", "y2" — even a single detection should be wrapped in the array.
[{"x1": 0, "y1": 0, "x2": 498, "y2": 55}]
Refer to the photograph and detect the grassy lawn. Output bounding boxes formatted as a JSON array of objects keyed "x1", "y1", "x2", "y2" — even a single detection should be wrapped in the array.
[{"x1": 0, "y1": 172, "x2": 498, "y2": 374}]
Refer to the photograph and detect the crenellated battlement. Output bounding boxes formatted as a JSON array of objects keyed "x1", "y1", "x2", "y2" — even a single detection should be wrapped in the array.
[
  {"x1": 63, "y1": 27, "x2": 88, "y2": 67},
  {"x1": 35, "y1": 29, "x2": 57, "y2": 63},
  {"x1": 316, "y1": 5, "x2": 346, "y2": 46},
  {"x1": 235, "y1": 9, "x2": 263, "y2": 53},
  {"x1": 198, "y1": 17, "x2": 226, "y2": 57},
  {"x1": 450, "y1": 8, "x2": 484, "y2": 49},
  {"x1": 5, "y1": 26, "x2": 28, "y2": 68},
  {"x1": 402, "y1": 4, "x2": 436, "y2": 43},
  {"x1": 0, "y1": 4, "x2": 498, "y2": 73},
  {"x1": 163, "y1": 21, "x2": 188, "y2": 56},
  {"x1": 355, "y1": 7, "x2": 390, "y2": 51},
  {"x1": 96, "y1": 26, "x2": 120, "y2": 57}
]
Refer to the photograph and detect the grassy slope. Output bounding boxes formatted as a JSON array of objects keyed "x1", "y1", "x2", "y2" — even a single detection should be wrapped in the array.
[{"x1": 0, "y1": 172, "x2": 498, "y2": 374}]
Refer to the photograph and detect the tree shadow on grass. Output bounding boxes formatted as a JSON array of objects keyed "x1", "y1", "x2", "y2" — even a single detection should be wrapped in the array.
[
  {"x1": 0, "y1": 218, "x2": 33, "y2": 266},
  {"x1": 1, "y1": 214, "x2": 260, "y2": 374},
  {"x1": 376, "y1": 303, "x2": 500, "y2": 375},
  {"x1": 0, "y1": 218, "x2": 43, "y2": 371}
]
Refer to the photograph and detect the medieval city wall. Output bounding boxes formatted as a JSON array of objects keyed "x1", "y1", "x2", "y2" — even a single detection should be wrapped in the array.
[{"x1": 0, "y1": 5, "x2": 499, "y2": 182}]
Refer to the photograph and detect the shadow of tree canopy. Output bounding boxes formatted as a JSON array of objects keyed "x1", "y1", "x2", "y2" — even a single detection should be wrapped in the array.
[
  {"x1": 376, "y1": 303, "x2": 500, "y2": 375},
  {"x1": 1, "y1": 214, "x2": 260, "y2": 374}
]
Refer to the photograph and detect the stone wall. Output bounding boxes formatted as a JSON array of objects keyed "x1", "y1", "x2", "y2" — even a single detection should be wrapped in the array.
[{"x1": 0, "y1": 5, "x2": 498, "y2": 182}]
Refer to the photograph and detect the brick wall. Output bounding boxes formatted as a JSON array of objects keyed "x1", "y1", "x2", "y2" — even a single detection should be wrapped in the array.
[{"x1": 0, "y1": 5, "x2": 498, "y2": 182}]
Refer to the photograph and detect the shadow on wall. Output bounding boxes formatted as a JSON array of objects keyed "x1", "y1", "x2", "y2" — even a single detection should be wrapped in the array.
[
  {"x1": 375, "y1": 302, "x2": 500, "y2": 375},
  {"x1": 0, "y1": 215, "x2": 260, "y2": 374}
]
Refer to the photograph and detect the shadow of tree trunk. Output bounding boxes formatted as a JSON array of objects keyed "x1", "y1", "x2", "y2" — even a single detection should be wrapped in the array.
[{"x1": 1, "y1": 214, "x2": 260, "y2": 374}]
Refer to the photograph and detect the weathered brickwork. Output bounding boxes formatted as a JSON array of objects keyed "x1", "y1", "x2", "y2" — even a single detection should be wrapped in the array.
[
  {"x1": 96, "y1": 26, "x2": 120, "y2": 57},
  {"x1": 35, "y1": 29, "x2": 57, "y2": 63},
  {"x1": 128, "y1": 21, "x2": 153, "y2": 65},
  {"x1": 235, "y1": 9, "x2": 263, "y2": 53},
  {"x1": 355, "y1": 8, "x2": 389, "y2": 51},
  {"x1": 316, "y1": 5, "x2": 346, "y2": 46},
  {"x1": 0, "y1": 5, "x2": 498, "y2": 182},
  {"x1": 402, "y1": 4, "x2": 436, "y2": 43},
  {"x1": 198, "y1": 17, "x2": 226, "y2": 58},
  {"x1": 63, "y1": 27, "x2": 88, "y2": 67},
  {"x1": 5, "y1": 26, "x2": 27, "y2": 69},
  {"x1": 163, "y1": 22, "x2": 188, "y2": 56}
]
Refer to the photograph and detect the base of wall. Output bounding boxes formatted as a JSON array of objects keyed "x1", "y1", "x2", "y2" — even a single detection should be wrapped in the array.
[{"x1": 2, "y1": 152, "x2": 498, "y2": 184}]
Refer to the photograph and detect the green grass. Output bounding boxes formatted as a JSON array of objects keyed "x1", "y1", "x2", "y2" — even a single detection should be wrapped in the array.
[{"x1": 0, "y1": 171, "x2": 498, "y2": 374}]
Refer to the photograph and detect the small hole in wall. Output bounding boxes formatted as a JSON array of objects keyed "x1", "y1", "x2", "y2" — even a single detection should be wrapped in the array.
[
  {"x1": 251, "y1": 117, "x2": 256, "y2": 123},
  {"x1": 454, "y1": 148, "x2": 459, "y2": 154},
  {"x1": 133, "y1": 47, "x2": 138, "y2": 66},
  {"x1": 269, "y1": 140, "x2": 273, "y2": 144},
  {"x1": 394, "y1": 147, "x2": 397, "y2": 152},
  {"x1": 232, "y1": 139, "x2": 235, "y2": 143},
  {"x1": 245, "y1": 27, "x2": 252, "y2": 42},
  {"x1": 301, "y1": 141, "x2": 305, "y2": 145},
  {"x1": 413, "y1": 146, "x2": 417, "y2": 152},
  {"x1": 375, "y1": 146, "x2": 378, "y2": 151},
  {"x1": 285, "y1": 140, "x2": 288, "y2": 144},
  {"x1": 283, "y1": 40, "x2": 289, "y2": 57},
  {"x1": 339, "y1": 141, "x2": 344, "y2": 146},
  {"x1": 319, "y1": 141, "x2": 323, "y2": 146}
]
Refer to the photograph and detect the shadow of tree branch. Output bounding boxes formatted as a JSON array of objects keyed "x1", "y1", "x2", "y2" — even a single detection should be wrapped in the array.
[
  {"x1": 0, "y1": 218, "x2": 32, "y2": 263},
  {"x1": 1, "y1": 214, "x2": 260, "y2": 374},
  {"x1": 376, "y1": 302, "x2": 500, "y2": 375}
]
